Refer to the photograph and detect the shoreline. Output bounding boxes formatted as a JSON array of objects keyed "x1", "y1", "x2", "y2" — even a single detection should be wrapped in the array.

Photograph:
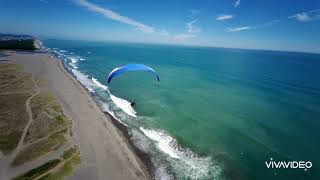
[
  {"x1": 104, "y1": 113, "x2": 155, "y2": 175},
  {"x1": 54, "y1": 50, "x2": 155, "y2": 177},
  {"x1": 53, "y1": 50, "x2": 154, "y2": 179},
  {"x1": 4, "y1": 50, "x2": 152, "y2": 180}
]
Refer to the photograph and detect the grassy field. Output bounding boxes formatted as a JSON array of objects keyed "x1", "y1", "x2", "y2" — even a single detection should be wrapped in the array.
[
  {"x1": 0, "y1": 131, "x2": 22, "y2": 155},
  {"x1": 39, "y1": 148, "x2": 81, "y2": 180},
  {"x1": 12, "y1": 159, "x2": 61, "y2": 180},
  {"x1": 12, "y1": 146, "x2": 81, "y2": 180},
  {"x1": 0, "y1": 63, "x2": 32, "y2": 154},
  {"x1": 0, "y1": 63, "x2": 34, "y2": 93},
  {"x1": 62, "y1": 146, "x2": 78, "y2": 160},
  {"x1": 25, "y1": 91, "x2": 72, "y2": 143},
  {"x1": 1, "y1": 56, "x2": 80, "y2": 178},
  {"x1": 0, "y1": 62, "x2": 72, "y2": 165},
  {"x1": 12, "y1": 130, "x2": 67, "y2": 166}
]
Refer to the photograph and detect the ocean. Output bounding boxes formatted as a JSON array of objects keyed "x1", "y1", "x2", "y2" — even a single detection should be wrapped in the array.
[{"x1": 44, "y1": 39, "x2": 320, "y2": 180}]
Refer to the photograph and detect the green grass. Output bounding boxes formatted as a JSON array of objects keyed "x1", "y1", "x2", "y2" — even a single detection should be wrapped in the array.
[
  {"x1": 0, "y1": 63, "x2": 32, "y2": 154},
  {"x1": 39, "y1": 151, "x2": 81, "y2": 180},
  {"x1": 25, "y1": 91, "x2": 71, "y2": 144},
  {"x1": 30, "y1": 92, "x2": 61, "y2": 120},
  {"x1": 13, "y1": 146, "x2": 81, "y2": 180},
  {"x1": 0, "y1": 131, "x2": 22, "y2": 155},
  {"x1": 62, "y1": 146, "x2": 77, "y2": 160},
  {"x1": 11, "y1": 131, "x2": 67, "y2": 166},
  {"x1": 12, "y1": 159, "x2": 61, "y2": 180},
  {"x1": 51, "y1": 115, "x2": 72, "y2": 130}
]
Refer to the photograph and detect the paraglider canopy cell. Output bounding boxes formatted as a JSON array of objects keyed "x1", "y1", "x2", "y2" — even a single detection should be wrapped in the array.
[{"x1": 107, "y1": 64, "x2": 160, "y2": 83}]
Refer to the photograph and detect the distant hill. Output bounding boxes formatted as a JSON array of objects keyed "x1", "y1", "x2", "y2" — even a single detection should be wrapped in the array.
[{"x1": 0, "y1": 34, "x2": 43, "y2": 50}]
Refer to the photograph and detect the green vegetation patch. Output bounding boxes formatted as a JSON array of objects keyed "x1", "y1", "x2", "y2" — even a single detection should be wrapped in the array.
[
  {"x1": 0, "y1": 93, "x2": 30, "y2": 134},
  {"x1": 0, "y1": 63, "x2": 34, "y2": 93},
  {"x1": 0, "y1": 130, "x2": 22, "y2": 155},
  {"x1": 13, "y1": 146, "x2": 81, "y2": 180},
  {"x1": 0, "y1": 63, "x2": 35, "y2": 154},
  {"x1": 40, "y1": 149, "x2": 81, "y2": 180},
  {"x1": 0, "y1": 93, "x2": 30, "y2": 154},
  {"x1": 11, "y1": 131, "x2": 67, "y2": 166},
  {"x1": 12, "y1": 159, "x2": 61, "y2": 180},
  {"x1": 25, "y1": 91, "x2": 71, "y2": 143},
  {"x1": 0, "y1": 39, "x2": 38, "y2": 50},
  {"x1": 62, "y1": 146, "x2": 78, "y2": 160}
]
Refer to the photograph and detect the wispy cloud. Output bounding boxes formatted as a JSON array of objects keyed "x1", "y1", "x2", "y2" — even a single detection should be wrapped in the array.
[
  {"x1": 186, "y1": 20, "x2": 201, "y2": 33},
  {"x1": 227, "y1": 26, "x2": 251, "y2": 32},
  {"x1": 174, "y1": 20, "x2": 201, "y2": 41},
  {"x1": 289, "y1": 9, "x2": 320, "y2": 22},
  {"x1": 227, "y1": 19, "x2": 280, "y2": 32},
  {"x1": 216, "y1": 14, "x2": 234, "y2": 21},
  {"x1": 290, "y1": 13, "x2": 312, "y2": 22},
  {"x1": 234, "y1": 0, "x2": 240, "y2": 8},
  {"x1": 39, "y1": 0, "x2": 48, "y2": 3},
  {"x1": 73, "y1": 0, "x2": 154, "y2": 33},
  {"x1": 159, "y1": 29, "x2": 170, "y2": 36}
]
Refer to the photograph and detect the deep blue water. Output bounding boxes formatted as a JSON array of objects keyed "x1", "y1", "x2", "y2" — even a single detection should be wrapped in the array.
[{"x1": 45, "y1": 39, "x2": 320, "y2": 180}]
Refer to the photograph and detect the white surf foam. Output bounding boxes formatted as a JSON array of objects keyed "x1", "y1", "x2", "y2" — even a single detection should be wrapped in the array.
[
  {"x1": 69, "y1": 62, "x2": 78, "y2": 69},
  {"x1": 66, "y1": 55, "x2": 78, "y2": 64},
  {"x1": 140, "y1": 127, "x2": 222, "y2": 179},
  {"x1": 66, "y1": 70, "x2": 129, "y2": 127},
  {"x1": 52, "y1": 48, "x2": 219, "y2": 179},
  {"x1": 91, "y1": 77, "x2": 137, "y2": 118},
  {"x1": 140, "y1": 127, "x2": 179, "y2": 159},
  {"x1": 72, "y1": 69, "x2": 91, "y2": 85},
  {"x1": 97, "y1": 99, "x2": 128, "y2": 127},
  {"x1": 87, "y1": 87, "x2": 94, "y2": 93},
  {"x1": 92, "y1": 77, "x2": 108, "y2": 90},
  {"x1": 70, "y1": 69, "x2": 98, "y2": 94},
  {"x1": 110, "y1": 94, "x2": 137, "y2": 117}
]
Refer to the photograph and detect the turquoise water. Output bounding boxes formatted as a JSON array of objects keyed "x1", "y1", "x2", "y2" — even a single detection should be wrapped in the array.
[{"x1": 45, "y1": 39, "x2": 320, "y2": 180}]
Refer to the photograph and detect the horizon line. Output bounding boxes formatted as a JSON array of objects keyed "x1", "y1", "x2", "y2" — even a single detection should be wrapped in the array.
[{"x1": 41, "y1": 36, "x2": 320, "y2": 55}]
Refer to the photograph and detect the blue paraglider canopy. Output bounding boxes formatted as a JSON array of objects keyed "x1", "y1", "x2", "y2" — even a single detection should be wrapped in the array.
[{"x1": 107, "y1": 64, "x2": 160, "y2": 83}]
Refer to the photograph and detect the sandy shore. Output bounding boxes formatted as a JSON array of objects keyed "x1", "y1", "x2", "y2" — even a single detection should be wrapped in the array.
[{"x1": 4, "y1": 51, "x2": 151, "y2": 180}]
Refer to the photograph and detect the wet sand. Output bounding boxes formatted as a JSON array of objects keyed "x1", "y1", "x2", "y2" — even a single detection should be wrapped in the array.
[{"x1": 4, "y1": 51, "x2": 151, "y2": 180}]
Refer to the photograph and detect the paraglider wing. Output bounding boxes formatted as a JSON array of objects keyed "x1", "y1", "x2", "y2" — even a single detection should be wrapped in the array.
[{"x1": 107, "y1": 64, "x2": 160, "y2": 83}]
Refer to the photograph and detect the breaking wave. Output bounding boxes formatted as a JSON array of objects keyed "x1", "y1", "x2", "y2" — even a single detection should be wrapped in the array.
[
  {"x1": 49, "y1": 47, "x2": 223, "y2": 180},
  {"x1": 140, "y1": 127, "x2": 222, "y2": 180}
]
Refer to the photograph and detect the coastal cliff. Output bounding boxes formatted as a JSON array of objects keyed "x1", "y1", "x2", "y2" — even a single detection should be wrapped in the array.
[{"x1": 0, "y1": 34, "x2": 43, "y2": 50}]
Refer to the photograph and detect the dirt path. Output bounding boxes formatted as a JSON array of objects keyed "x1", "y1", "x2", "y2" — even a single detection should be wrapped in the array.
[
  {"x1": 34, "y1": 151, "x2": 79, "y2": 180},
  {"x1": 6, "y1": 51, "x2": 151, "y2": 180},
  {"x1": 8, "y1": 141, "x2": 73, "y2": 178},
  {"x1": 0, "y1": 91, "x2": 34, "y2": 96},
  {"x1": 9, "y1": 76, "x2": 40, "y2": 161},
  {"x1": 0, "y1": 75, "x2": 40, "y2": 179},
  {"x1": 0, "y1": 71, "x2": 76, "y2": 179}
]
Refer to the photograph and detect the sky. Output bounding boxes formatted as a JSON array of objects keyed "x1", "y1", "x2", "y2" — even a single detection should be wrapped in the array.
[{"x1": 1, "y1": 0, "x2": 320, "y2": 53}]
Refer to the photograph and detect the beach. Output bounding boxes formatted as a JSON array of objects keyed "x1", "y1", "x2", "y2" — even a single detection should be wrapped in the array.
[{"x1": 3, "y1": 51, "x2": 151, "y2": 180}]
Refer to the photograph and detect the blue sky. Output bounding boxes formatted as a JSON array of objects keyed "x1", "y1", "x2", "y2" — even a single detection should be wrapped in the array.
[{"x1": 1, "y1": 0, "x2": 320, "y2": 53}]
